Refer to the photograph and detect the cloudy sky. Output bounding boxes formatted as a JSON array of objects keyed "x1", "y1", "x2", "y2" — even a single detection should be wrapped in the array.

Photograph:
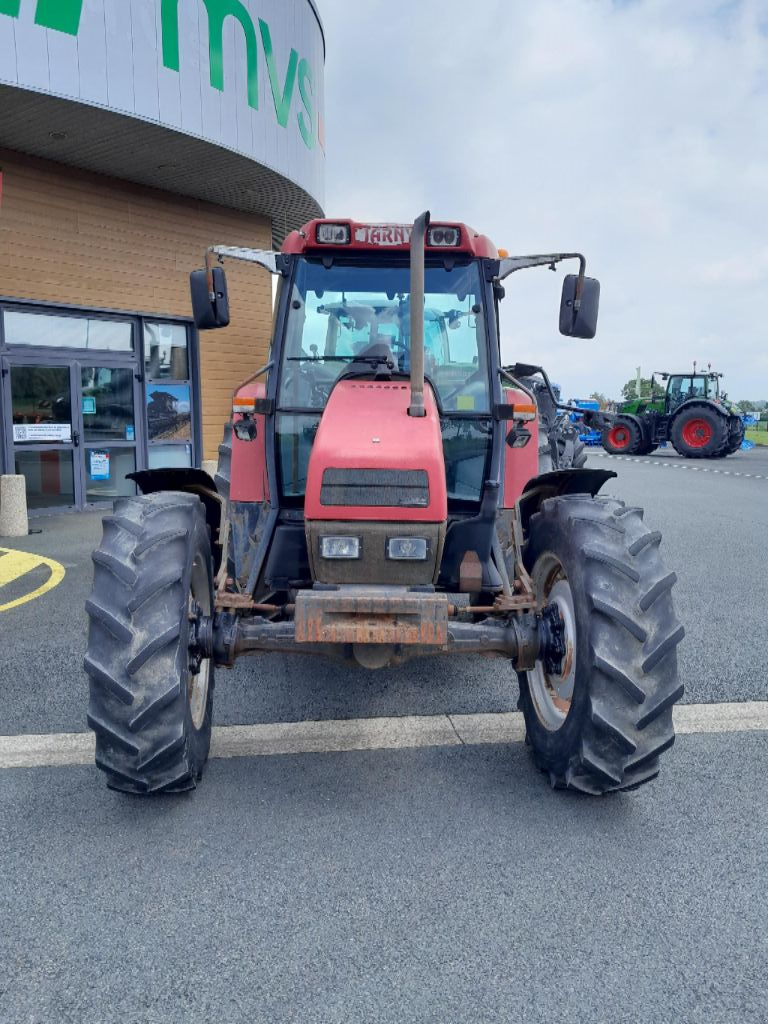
[{"x1": 318, "y1": 0, "x2": 767, "y2": 402}]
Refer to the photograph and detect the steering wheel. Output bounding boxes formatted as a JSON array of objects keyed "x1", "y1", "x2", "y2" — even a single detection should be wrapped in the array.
[{"x1": 282, "y1": 361, "x2": 333, "y2": 407}]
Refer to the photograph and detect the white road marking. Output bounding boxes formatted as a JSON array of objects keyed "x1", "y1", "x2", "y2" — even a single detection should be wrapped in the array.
[
  {"x1": 591, "y1": 451, "x2": 766, "y2": 480},
  {"x1": 0, "y1": 703, "x2": 766, "y2": 770}
]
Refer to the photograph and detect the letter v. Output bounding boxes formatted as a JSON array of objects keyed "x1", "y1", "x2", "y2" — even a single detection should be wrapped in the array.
[{"x1": 259, "y1": 18, "x2": 298, "y2": 128}]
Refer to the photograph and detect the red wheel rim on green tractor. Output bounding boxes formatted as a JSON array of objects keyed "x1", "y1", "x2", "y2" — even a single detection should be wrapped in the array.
[
  {"x1": 607, "y1": 424, "x2": 632, "y2": 450},
  {"x1": 681, "y1": 417, "x2": 713, "y2": 449}
]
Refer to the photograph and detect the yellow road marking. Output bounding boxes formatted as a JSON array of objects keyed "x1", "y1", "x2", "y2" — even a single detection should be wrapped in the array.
[{"x1": 0, "y1": 547, "x2": 66, "y2": 612}]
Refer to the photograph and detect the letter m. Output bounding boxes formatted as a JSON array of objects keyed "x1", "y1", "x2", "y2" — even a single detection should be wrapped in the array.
[
  {"x1": 0, "y1": 0, "x2": 84, "y2": 35},
  {"x1": 162, "y1": 0, "x2": 259, "y2": 110}
]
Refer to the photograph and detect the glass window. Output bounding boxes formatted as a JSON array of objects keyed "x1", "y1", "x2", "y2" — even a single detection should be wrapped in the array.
[
  {"x1": 277, "y1": 413, "x2": 321, "y2": 496},
  {"x1": 11, "y1": 365, "x2": 72, "y2": 443},
  {"x1": 15, "y1": 450, "x2": 75, "y2": 509},
  {"x1": 279, "y1": 260, "x2": 490, "y2": 412},
  {"x1": 144, "y1": 322, "x2": 189, "y2": 380},
  {"x1": 148, "y1": 444, "x2": 193, "y2": 469},
  {"x1": 84, "y1": 448, "x2": 137, "y2": 503},
  {"x1": 441, "y1": 418, "x2": 492, "y2": 502},
  {"x1": 81, "y1": 366, "x2": 135, "y2": 443},
  {"x1": 146, "y1": 384, "x2": 191, "y2": 442},
  {"x1": 4, "y1": 312, "x2": 132, "y2": 351}
]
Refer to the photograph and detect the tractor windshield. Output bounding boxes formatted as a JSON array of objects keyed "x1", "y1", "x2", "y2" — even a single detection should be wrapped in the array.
[
  {"x1": 667, "y1": 375, "x2": 710, "y2": 409},
  {"x1": 278, "y1": 258, "x2": 490, "y2": 413}
]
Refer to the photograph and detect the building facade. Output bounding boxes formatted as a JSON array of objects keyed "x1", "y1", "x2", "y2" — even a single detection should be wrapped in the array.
[{"x1": 0, "y1": 0, "x2": 324, "y2": 510}]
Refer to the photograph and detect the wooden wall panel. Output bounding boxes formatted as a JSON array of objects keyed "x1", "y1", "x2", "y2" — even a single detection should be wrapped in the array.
[{"x1": 0, "y1": 149, "x2": 273, "y2": 459}]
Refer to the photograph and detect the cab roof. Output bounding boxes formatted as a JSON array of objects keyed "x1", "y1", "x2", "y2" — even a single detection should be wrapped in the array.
[{"x1": 282, "y1": 219, "x2": 500, "y2": 259}]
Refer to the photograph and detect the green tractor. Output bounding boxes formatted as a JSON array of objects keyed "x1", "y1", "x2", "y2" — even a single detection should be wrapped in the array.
[{"x1": 602, "y1": 369, "x2": 745, "y2": 459}]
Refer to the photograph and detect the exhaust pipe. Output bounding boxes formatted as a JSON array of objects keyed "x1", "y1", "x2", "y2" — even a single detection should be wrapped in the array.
[{"x1": 408, "y1": 210, "x2": 430, "y2": 417}]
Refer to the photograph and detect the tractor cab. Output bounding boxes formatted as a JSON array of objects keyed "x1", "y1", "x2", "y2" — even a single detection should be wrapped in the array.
[
  {"x1": 664, "y1": 373, "x2": 719, "y2": 411},
  {"x1": 276, "y1": 241, "x2": 494, "y2": 510},
  {"x1": 189, "y1": 219, "x2": 599, "y2": 520}
]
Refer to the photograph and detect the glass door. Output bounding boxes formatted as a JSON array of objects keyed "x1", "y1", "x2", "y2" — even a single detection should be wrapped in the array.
[
  {"x1": 2, "y1": 359, "x2": 142, "y2": 510},
  {"x1": 78, "y1": 363, "x2": 141, "y2": 506},
  {"x1": 4, "y1": 361, "x2": 79, "y2": 510}
]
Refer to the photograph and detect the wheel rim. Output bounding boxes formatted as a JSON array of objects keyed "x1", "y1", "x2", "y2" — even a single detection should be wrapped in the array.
[
  {"x1": 188, "y1": 554, "x2": 212, "y2": 731},
  {"x1": 681, "y1": 417, "x2": 712, "y2": 448},
  {"x1": 608, "y1": 425, "x2": 631, "y2": 449},
  {"x1": 527, "y1": 554, "x2": 576, "y2": 732}
]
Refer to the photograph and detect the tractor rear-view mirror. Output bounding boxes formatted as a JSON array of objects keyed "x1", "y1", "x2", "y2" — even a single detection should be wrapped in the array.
[
  {"x1": 559, "y1": 275, "x2": 600, "y2": 339},
  {"x1": 190, "y1": 267, "x2": 230, "y2": 329}
]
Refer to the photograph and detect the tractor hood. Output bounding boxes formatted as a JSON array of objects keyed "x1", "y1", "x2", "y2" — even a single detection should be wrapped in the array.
[{"x1": 304, "y1": 380, "x2": 447, "y2": 523}]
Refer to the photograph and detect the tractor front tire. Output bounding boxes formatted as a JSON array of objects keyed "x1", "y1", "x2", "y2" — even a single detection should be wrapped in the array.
[
  {"x1": 601, "y1": 417, "x2": 641, "y2": 455},
  {"x1": 518, "y1": 494, "x2": 684, "y2": 794},
  {"x1": 670, "y1": 405, "x2": 728, "y2": 458},
  {"x1": 84, "y1": 492, "x2": 215, "y2": 794}
]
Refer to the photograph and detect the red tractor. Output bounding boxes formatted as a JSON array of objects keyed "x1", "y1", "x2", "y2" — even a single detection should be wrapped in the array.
[{"x1": 84, "y1": 214, "x2": 684, "y2": 796}]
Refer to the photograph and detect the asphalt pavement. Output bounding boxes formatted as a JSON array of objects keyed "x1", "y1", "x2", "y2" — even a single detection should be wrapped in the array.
[
  {"x1": 1, "y1": 446, "x2": 766, "y2": 1023},
  {"x1": 1, "y1": 733, "x2": 766, "y2": 1024},
  {"x1": 1, "y1": 446, "x2": 766, "y2": 736}
]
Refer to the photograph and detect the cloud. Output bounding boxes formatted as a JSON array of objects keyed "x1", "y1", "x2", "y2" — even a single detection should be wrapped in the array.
[{"x1": 318, "y1": 0, "x2": 768, "y2": 400}]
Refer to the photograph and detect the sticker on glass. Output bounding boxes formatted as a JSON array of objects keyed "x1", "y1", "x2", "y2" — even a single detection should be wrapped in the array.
[
  {"x1": 90, "y1": 450, "x2": 110, "y2": 481},
  {"x1": 13, "y1": 423, "x2": 72, "y2": 443}
]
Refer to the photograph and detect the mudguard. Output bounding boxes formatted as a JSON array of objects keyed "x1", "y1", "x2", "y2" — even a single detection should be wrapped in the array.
[
  {"x1": 128, "y1": 468, "x2": 222, "y2": 570},
  {"x1": 516, "y1": 468, "x2": 617, "y2": 534}
]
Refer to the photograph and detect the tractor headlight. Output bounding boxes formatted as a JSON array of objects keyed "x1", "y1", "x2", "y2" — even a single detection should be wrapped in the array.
[
  {"x1": 427, "y1": 226, "x2": 461, "y2": 247},
  {"x1": 320, "y1": 536, "x2": 360, "y2": 560},
  {"x1": 316, "y1": 223, "x2": 351, "y2": 244},
  {"x1": 386, "y1": 537, "x2": 428, "y2": 561}
]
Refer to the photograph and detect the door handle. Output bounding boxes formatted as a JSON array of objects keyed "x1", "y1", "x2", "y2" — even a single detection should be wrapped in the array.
[{"x1": 73, "y1": 430, "x2": 80, "y2": 447}]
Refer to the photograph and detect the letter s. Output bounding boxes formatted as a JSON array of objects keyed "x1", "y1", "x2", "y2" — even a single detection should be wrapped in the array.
[{"x1": 297, "y1": 58, "x2": 315, "y2": 150}]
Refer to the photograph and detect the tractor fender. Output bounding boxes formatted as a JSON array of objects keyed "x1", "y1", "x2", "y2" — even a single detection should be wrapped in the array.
[
  {"x1": 128, "y1": 468, "x2": 222, "y2": 569},
  {"x1": 668, "y1": 398, "x2": 728, "y2": 426},
  {"x1": 619, "y1": 412, "x2": 650, "y2": 441},
  {"x1": 516, "y1": 467, "x2": 617, "y2": 536}
]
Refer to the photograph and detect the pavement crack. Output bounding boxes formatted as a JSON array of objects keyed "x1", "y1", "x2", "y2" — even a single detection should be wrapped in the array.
[{"x1": 447, "y1": 714, "x2": 466, "y2": 745}]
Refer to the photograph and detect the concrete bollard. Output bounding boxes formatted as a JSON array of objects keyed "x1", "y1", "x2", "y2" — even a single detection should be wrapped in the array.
[
  {"x1": 0, "y1": 475, "x2": 29, "y2": 538},
  {"x1": 201, "y1": 460, "x2": 218, "y2": 480}
]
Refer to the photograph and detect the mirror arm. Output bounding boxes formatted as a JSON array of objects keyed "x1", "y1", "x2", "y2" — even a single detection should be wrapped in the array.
[
  {"x1": 205, "y1": 245, "x2": 283, "y2": 278},
  {"x1": 496, "y1": 252, "x2": 587, "y2": 296}
]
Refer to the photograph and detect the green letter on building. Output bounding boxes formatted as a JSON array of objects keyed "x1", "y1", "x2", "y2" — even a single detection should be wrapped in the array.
[
  {"x1": 0, "y1": 0, "x2": 84, "y2": 35},
  {"x1": 162, "y1": 0, "x2": 259, "y2": 111},
  {"x1": 35, "y1": 0, "x2": 84, "y2": 34}
]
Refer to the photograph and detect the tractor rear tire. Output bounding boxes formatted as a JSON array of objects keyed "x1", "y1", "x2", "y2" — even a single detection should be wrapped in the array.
[
  {"x1": 601, "y1": 417, "x2": 642, "y2": 455},
  {"x1": 517, "y1": 494, "x2": 684, "y2": 794},
  {"x1": 556, "y1": 433, "x2": 587, "y2": 469},
  {"x1": 84, "y1": 492, "x2": 214, "y2": 794},
  {"x1": 721, "y1": 418, "x2": 745, "y2": 456},
  {"x1": 670, "y1": 405, "x2": 728, "y2": 458},
  {"x1": 215, "y1": 421, "x2": 236, "y2": 580},
  {"x1": 215, "y1": 421, "x2": 232, "y2": 505}
]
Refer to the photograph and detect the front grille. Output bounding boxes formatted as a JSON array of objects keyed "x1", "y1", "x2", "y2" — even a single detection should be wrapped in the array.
[{"x1": 320, "y1": 468, "x2": 429, "y2": 507}]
